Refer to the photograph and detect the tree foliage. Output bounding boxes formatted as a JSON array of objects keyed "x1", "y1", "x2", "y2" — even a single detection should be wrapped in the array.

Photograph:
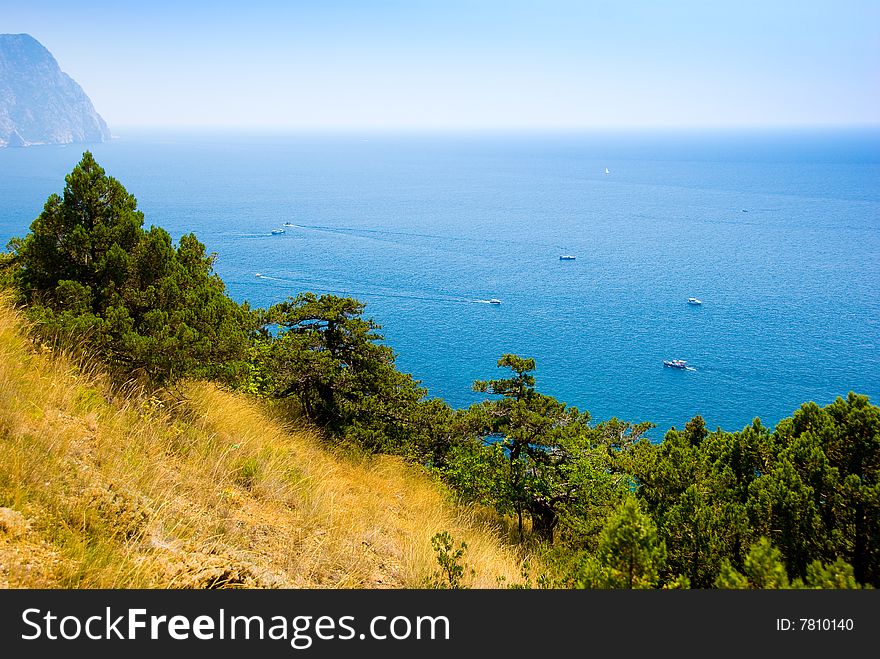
[
  {"x1": 715, "y1": 537, "x2": 789, "y2": 589},
  {"x1": 6, "y1": 152, "x2": 251, "y2": 383},
  {"x1": 595, "y1": 496, "x2": 666, "y2": 588},
  {"x1": 624, "y1": 395, "x2": 878, "y2": 588},
  {"x1": 465, "y1": 354, "x2": 616, "y2": 543},
  {"x1": 258, "y1": 292, "x2": 433, "y2": 452},
  {"x1": 443, "y1": 355, "x2": 653, "y2": 548},
  {"x1": 434, "y1": 353, "x2": 878, "y2": 590}
]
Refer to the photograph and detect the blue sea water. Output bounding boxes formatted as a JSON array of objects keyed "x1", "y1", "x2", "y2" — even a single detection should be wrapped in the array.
[{"x1": 1, "y1": 129, "x2": 878, "y2": 436}]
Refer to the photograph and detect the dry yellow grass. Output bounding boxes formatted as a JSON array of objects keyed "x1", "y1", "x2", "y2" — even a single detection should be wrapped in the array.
[{"x1": 0, "y1": 294, "x2": 528, "y2": 588}]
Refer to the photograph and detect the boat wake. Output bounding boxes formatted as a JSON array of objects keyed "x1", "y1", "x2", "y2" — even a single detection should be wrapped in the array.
[
  {"x1": 254, "y1": 273, "x2": 499, "y2": 306},
  {"x1": 289, "y1": 223, "x2": 555, "y2": 250}
]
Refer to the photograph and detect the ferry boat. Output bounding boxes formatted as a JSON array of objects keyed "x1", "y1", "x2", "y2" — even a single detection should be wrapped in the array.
[{"x1": 663, "y1": 359, "x2": 689, "y2": 369}]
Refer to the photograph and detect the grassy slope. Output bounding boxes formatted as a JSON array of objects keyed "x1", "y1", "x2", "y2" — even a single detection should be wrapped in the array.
[{"x1": 0, "y1": 295, "x2": 526, "y2": 588}]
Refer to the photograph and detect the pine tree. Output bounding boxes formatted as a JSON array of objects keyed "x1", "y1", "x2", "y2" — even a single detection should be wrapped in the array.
[{"x1": 9, "y1": 152, "x2": 251, "y2": 383}]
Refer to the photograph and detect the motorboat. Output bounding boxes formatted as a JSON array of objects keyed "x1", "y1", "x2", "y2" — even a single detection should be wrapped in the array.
[
  {"x1": 271, "y1": 229, "x2": 285, "y2": 235},
  {"x1": 488, "y1": 299, "x2": 502, "y2": 305},
  {"x1": 283, "y1": 222, "x2": 295, "y2": 227},
  {"x1": 255, "y1": 273, "x2": 263, "y2": 278},
  {"x1": 687, "y1": 297, "x2": 702, "y2": 305},
  {"x1": 559, "y1": 255, "x2": 576, "y2": 260},
  {"x1": 663, "y1": 359, "x2": 689, "y2": 369}
]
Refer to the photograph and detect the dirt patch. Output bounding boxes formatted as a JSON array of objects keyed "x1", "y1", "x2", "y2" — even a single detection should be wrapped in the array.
[{"x1": 0, "y1": 508, "x2": 30, "y2": 538}]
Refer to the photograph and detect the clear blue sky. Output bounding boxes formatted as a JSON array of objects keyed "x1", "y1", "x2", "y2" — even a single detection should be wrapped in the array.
[{"x1": 4, "y1": 0, "x2": 879, "y2": 130}]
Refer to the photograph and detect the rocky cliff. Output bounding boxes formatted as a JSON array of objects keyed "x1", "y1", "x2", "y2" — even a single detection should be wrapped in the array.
[{"x1": 0, "y1": 33, "x2": 110, "y2": 147}]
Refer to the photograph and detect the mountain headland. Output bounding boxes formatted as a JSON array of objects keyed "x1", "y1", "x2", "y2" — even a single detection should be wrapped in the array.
[{"x1": 0, "y1": 33, "x2": 110, "y2": 148}]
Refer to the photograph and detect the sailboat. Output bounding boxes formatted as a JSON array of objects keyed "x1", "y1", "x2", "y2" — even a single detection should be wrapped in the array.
[{"x1": 604, "y1": 167, "x2": 610, "y2": 175}]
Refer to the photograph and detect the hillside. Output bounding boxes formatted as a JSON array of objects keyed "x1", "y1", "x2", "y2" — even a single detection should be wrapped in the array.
[
  {"x1": 0, "y1": 34, "x2": 110, "y2": 147},
  {"x1": 0, "y1": 295, "x2": 526, "y2": 588}
]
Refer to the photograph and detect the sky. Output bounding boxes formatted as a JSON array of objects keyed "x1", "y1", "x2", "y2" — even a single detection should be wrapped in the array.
[{"x1": 3, "y1": 0, "x2": 879, "y2": 130}]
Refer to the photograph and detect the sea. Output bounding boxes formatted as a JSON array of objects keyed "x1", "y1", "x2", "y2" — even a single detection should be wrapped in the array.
[{"x1": 1, "y1": 128, "x2": 878, "y2": 437}]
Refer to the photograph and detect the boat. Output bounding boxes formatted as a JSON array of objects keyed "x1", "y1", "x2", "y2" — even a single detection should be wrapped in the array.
[
  {"x1": 488, "y1": 299, "x2": 502, "y2": 305},
  {"x1": 255, "y1": 273, "x2": 263, "y2": 278},
  {"x1": 271, "y1": 229, "x2": 285, "y2": 235},
  {"x1": 687, "y1": 297, "x2": 702, "y2": 305},
  {"x1": 559, "y1": 255, "x2": 576, "y2": 260},
  {"x1": 663, "y1": 359, "x2": 689, "y2": 369},
  {"x1": 604, "y1": 167, "x2": 610, "y2": 175},
  {"x1": 283, "y1": 222, "x2": 295, "y2": 227}
]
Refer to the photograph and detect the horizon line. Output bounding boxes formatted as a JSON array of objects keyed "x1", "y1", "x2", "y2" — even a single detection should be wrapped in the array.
[{"x1": 106, "y1": 122, "x2": 880, "y2": 135}]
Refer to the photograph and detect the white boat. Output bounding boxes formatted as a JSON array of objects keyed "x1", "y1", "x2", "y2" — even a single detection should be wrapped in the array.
[
  {"x1": 663, "y1": 359, "x2": 688, "y2": 369},
  {"x1": 559, "y1": 255, "x2": 576, "y2": 260},
  {"x1": 283, "y1": 222, "x2": 295, "y2": 227},
  {"x1": 255, "y1": 273, "x2": 263, "y2": 278},
  {"x1": 604, "y1": 167, "x2": 610, "y2": 175},
  {"x1": 271, "y1": 228, "x2": 285, "y2": 235},
  {"x1": 488, "y1": 299, "x2": 501, "y2": 305},
  {"x1": 687, "y1": 297, "x2": 702, "y2": 305}
]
